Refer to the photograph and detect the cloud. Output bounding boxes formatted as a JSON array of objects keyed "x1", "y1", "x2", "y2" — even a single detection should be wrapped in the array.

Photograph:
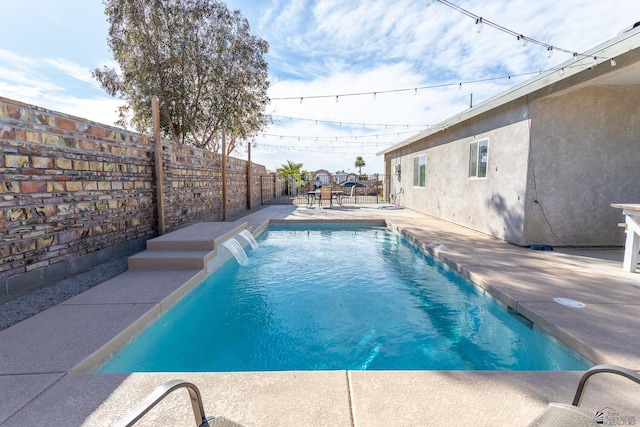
[
  {"x1": 43, "y1": 58, "x2": 101, "y2": 87},
  {"x1": 249, "y1": 0, "x2": 639, "y2": 171},
  {"x1": 0, "y1": 48, "x2": 122, "y2": 125},
  {"x1": 3, "y1": 0, "x2": 639, "y2": 175}
]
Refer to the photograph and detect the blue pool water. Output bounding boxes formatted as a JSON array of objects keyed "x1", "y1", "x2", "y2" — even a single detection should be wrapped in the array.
[{"x1": 97, "y1": 224, "x2": 590, "y2": 372}]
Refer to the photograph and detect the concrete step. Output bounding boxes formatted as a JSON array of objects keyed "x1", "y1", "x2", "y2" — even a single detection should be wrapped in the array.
[
  {"x1": 128, "y1": 250, "x2": 214, "y2": 270},
  {"x1": 145, "y1": 222, "x2": 250, "y2": 251}
]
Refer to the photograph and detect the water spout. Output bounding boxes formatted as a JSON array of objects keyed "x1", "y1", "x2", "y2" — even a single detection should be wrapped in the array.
[
  {"x1": 238, "y1": 229, "x2": 258, "y2": 249},
  {"x1": 221, "y1": 237, "x2": 248, "y2": 265}
]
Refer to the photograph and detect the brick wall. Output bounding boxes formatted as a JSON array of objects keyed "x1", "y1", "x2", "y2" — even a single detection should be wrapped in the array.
[{"x1": 0, "y1": 96, "x2": 267, "y2": 301}]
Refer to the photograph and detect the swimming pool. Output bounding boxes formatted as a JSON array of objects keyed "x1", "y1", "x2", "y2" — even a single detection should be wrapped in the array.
[{"x1": 97, "y1": 223, "x2": 590, "y2": 372}]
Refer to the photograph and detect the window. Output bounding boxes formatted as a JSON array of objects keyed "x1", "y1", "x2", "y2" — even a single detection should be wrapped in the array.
[
  {"x1": 413, "y1": 154, "x2": 426, "y2": 187},
  {"x1": 469, "y1": 139, "x2": 488, "y2": 178}
]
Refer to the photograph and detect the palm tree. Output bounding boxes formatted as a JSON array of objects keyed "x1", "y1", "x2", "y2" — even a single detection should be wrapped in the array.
[
  {"x1": 354, "y1": 156, "x2": 366, "y2": 175},
  {"x1": 277, "y1": 160, "x2": 306, "y2": 195}
]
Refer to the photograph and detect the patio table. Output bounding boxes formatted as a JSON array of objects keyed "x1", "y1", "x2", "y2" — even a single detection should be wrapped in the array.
[{"x1": 611, "y1": 203, "x2": 640, "y2": 272}]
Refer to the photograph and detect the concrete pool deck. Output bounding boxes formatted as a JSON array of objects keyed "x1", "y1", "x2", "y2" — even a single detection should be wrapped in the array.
[{"x1": 1, "y1": 204, "x2": 640, "y2": 426}]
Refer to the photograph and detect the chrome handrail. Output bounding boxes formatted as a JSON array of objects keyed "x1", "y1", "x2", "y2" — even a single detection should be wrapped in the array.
[
  {"x1": 114, "y1": 379, "x2": 209, "y2": 427},
  {"x1": 572, "y1": 364, "x2": 640, "y2": 406}
]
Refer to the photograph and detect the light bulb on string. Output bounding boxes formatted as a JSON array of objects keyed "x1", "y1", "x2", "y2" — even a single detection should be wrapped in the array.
[
  {"x1": 517, "y1": 35, "x2": 527, "y2": 46},
  {"x1": 336, "y1": 95, "x2": 339, "y2": 102},
  {"x1": 611, "y1": 58, "x2": 617, "y2": 67},
  {"x1": 559, "y1": 68, "x2": 565, "y2": 76},
  {"x1": 547, "y1": 46, "x2": 553, "y2": 58},
  {"x1": 475, "y1": 17, "x2": 483, "y2": 33}
]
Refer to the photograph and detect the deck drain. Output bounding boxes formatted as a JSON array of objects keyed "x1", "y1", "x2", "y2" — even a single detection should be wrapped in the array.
[{"x1": 553, "y1": 297, "x2": 586, "y2": 308}]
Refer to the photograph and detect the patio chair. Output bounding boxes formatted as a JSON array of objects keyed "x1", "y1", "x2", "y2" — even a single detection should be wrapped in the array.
[
  {"x1": 527, "y1": 364, "x2": 640, "y2": 426},
  {"x1": 319, "y1": 186, "x2": 333, "y2": 208}
]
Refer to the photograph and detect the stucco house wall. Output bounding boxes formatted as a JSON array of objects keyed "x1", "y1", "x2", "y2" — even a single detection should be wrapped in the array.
[
  {"x1": 383, "y1": 27, "x2": 640, "y2": 247},
  {"x1": 523, "y1": 85, "x2": 640, "y2": 246},
  {"x1": 386, "y1": 100, "x2": 531, "y2": 244}
]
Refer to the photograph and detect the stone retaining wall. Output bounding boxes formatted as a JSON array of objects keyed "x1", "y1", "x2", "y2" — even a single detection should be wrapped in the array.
[{"x1": 0, "y1": 96, "x2": 267, "y2": 302}]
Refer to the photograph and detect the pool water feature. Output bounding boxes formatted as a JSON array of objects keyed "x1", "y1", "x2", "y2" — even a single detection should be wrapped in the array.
[
  {"x1": 237, "y1": 229, "x2": 258, "y2": 249},
  {"x1": 221, "y1": 237, "x2": 248, "y2": 264},
  {"x1": 97, "y1": 224, "x2": 590, "y2": 372}
]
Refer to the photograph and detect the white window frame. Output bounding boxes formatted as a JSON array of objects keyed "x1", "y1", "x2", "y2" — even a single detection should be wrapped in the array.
[
  {"x1": 469, "y1": 139, "x2": 488, "y2": 179},
  {"x1": 413, "y1": 154, "x2": 426, "y2": 188}
]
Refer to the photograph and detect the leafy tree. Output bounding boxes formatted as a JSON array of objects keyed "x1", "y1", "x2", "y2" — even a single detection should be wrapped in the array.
[
  {"x1": 93, "y1": 0, "x2": 270, "y2": 154},
  {"x1": 354, "y1": 156, "x2": 366, "y2": 175},
  {"x1": 277, "y1": 160, "x2": 306, "y2": 195}
]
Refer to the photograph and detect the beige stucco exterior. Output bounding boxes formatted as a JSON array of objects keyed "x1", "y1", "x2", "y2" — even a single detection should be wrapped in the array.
[
  {"x1": 385, "y1": 100, "x2": 531, "y2": 243},
  {"x1": 524, "y1": 85, "x2": 640, "y2": 246},
  {"x1": 382, "y1": 29, "x2": 640, "y2": 247}
]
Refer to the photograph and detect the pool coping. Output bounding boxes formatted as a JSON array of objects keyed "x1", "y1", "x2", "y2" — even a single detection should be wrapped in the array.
[{"x1": 2, "y1": 204, "x2": 640, "y2": 426}]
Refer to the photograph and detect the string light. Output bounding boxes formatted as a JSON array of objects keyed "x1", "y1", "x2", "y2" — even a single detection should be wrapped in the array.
[
  {"x1": 261, "y1": 2, "x2": 625, "y2": 159},
  {"x1": 269, "y1": 59, "x2": 606, "y2": 103},
  {"x1": 271, "y1": 115, "x2": 430, "y2": 128},
  {"x1": 269, "y1": 71, "x2": 538, "y2": 101},
  {"x1": 436, "y1": 0, "x2": 607, "y2": 61},
  {"x1": 253, "y1": 139, "x2": 398, "y2": 155},
  {"x1": 254, "y1": 143, "x2": 412, "y2": 157},
  {"x1": 517, "y1": 34, "x2": 527, "y2": 46},
  {"x1": 261, "y1": 129, "x2": 421, "y2": 142},
  {"x1": 265, "y1": 61, "x2": 604, "y2": 152}
]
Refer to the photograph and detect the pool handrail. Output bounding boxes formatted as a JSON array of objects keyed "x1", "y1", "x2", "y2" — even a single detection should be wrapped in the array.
[
  {"x1": 572, "y1": 364, "x2": 640, "y2": 406},
  {"x1": 113, "y1": 379, "x2": 209, "y2": 427}
]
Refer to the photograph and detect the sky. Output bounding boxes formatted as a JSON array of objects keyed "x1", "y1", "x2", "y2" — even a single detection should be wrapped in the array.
[{"x1": 0, "y1": 1, "x2": 637, "y2": 175}]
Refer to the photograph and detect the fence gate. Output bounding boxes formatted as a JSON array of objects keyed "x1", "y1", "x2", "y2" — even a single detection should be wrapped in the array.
[{"x1": 260, "y1": 175, "x2": 298, "y2": 205}]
